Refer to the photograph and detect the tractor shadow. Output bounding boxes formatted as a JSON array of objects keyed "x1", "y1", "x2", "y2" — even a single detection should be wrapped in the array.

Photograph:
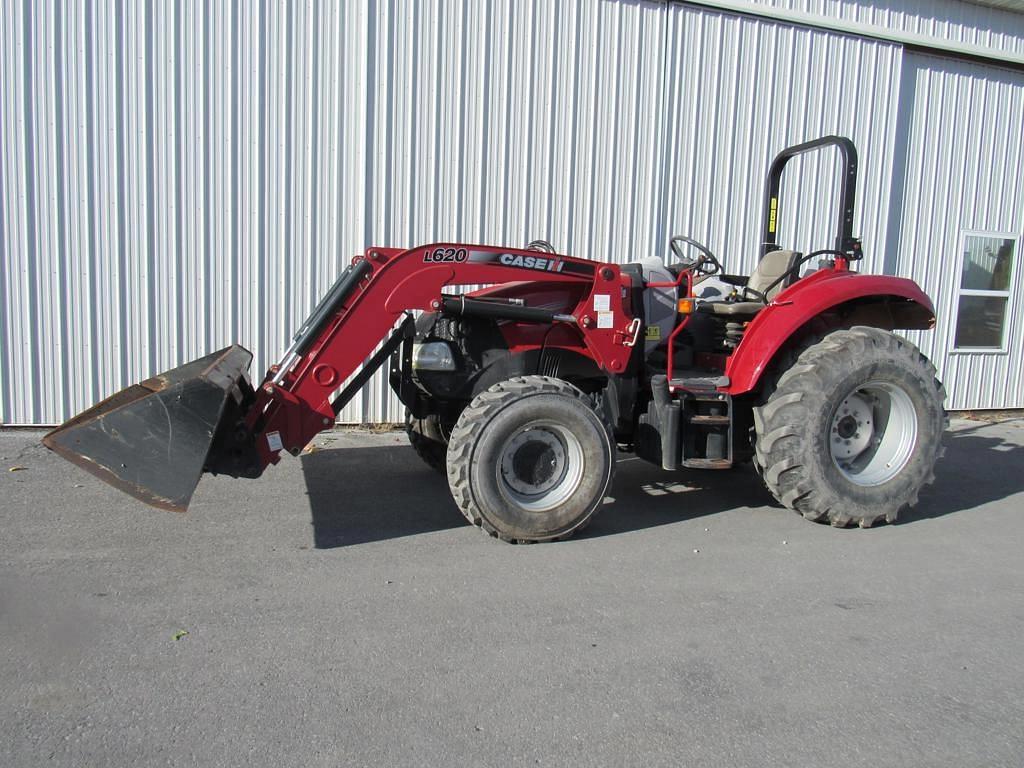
[
  {"x1": 588, "y1": 423, "x2": 1024, "y2": 535},
  {"x1": 300, "y1": 422, "x2": 1024, "y2": 547},
  {"x1": 301, "y1": 443, "x2": 770, "y2": 548},
  {"x1": 581, "y1": 458, "x2": 775, "y2": 539},
  {"x1": 301, "y1": 445, "x2": 461, "y2": 548},
  {"x1": 898, "y1": 422, "x2": 1024, "y2": 523}
]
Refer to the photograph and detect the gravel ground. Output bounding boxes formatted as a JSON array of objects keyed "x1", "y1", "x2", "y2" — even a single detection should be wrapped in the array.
[{"x1": 1, "y1": 417, "x2": 1022, "y2": 767}]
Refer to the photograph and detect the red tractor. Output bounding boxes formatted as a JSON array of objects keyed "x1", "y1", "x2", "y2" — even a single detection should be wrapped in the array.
[{"x1": 45, "y1": 137, "x2": 946, "y2": 542}]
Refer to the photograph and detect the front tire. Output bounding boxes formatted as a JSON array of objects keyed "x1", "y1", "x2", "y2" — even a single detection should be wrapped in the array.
[
  {"x1": 753, "y1": 327, "x2": 946, "y2": 527},
  {"x1": 405, "y1": 410, "x2": 450, "y2": 472},
  {"x1": 446, "y1": 376, "x2": 615, "y2": 543}
]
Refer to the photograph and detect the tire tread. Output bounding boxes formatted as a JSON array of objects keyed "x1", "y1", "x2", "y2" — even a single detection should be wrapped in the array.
[
  {"x1": 446, "y1": 376, "x2": 615, "y2": 543},
  {"x1": 753, "y1": 326, "x2": 946, "y2": 527}
]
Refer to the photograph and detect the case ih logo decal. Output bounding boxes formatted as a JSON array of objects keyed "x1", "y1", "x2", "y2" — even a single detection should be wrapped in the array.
[
  {"x1": 463, "y1": 249, "x2": 596, "y2": 276},
  {"x1": 497, "y1": 253, "x2": 565, "y2": 272}
]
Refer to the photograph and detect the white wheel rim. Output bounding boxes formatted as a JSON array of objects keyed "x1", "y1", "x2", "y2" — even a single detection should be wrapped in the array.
[
  {"x1": 497, "y1": 422, "x2": 585, "y2": 512},
  {"x1": 829, "y1": 380, "x2": 918, "y2": 487}
]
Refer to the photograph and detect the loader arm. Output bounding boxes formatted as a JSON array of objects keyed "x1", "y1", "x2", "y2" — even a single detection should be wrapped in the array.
[
  {"x1": 244, "y1": 244, "x2": 636, "y2": 470},
  {"x1": 44, "y1": 242, "x2": 639, "y2": 511}
]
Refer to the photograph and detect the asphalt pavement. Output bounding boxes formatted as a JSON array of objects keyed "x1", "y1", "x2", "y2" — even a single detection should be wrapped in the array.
[{"x1": 2, "y1": 417, "x2": 1023, "y2": 767}]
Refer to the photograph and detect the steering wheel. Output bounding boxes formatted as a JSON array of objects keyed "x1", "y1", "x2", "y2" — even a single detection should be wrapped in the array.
[{"x1": 669, "y1": 235, "x2": 723, "y2": 276}]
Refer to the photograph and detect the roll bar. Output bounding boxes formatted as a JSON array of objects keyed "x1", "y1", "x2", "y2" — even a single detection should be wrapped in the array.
[{"x1": 760, "y1": 135, "x2": 862, "y2": 260}]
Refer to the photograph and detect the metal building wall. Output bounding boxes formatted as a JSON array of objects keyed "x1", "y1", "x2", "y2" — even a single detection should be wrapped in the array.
[
  {"x1": 893, "y1": 53, "x2": 1024, "y2": 410},
  {"x1": 0, "y1": 0, "x2": 926, "y2": 425},
  {"x1": 660, "y1": 3, "x2": 901, "y2": 279},
  {"x1": 695, "y1": 0, "x2": 1024, "y2": 59}
]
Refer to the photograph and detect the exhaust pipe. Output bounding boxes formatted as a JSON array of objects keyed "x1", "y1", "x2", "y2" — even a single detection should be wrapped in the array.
[{"x1": 42, "y1": 345, "x2": 255, "y2": 512}]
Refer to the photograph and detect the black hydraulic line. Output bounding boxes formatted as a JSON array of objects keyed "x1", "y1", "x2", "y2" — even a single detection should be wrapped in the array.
[
  {"x1": 760, "y1": 136, "x2": 862, "y2": 258},
  {"x1": 293, "y1": 259, "x2": 375, "y2": 356},
  {"x1": 440, "y1": 296, "x2": 566, "y2": 324},
  {"x1": 330, "y1": 315, "x2": 415, "y2": 416}
]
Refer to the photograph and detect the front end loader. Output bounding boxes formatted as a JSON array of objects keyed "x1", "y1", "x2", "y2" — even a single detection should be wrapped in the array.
[{"x1": 45, "y1": 137, "x2": 946, "y2": 540}]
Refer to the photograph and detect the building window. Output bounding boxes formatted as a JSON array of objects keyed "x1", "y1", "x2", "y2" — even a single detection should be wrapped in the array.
[{"x1": 953, "y1": 233, "x2": 1016, "y2": 351}]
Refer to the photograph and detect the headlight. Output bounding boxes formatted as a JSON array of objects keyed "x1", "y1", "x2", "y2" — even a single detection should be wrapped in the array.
[{"x1": 412, "y1": 341, "x2": 457, "y2": 371}]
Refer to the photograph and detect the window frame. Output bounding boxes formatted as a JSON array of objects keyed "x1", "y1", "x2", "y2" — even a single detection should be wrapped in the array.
[{"x1": 951, "y1": 229, "x2": 1019, "y2": 355}]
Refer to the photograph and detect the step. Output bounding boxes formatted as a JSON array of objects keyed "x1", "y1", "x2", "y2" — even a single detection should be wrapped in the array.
[
  {"x1": 669, "y1": 372, "x2": 730, "y2": 393},
  {"x1": 688, "y1": 414, "x2": 730, "y2": 426},
  {"x1": 682, "y1": 458, "x2": 733, "y2": 470}
]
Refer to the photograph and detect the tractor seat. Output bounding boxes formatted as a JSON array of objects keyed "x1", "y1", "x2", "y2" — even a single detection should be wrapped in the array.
[{"x1": 698, "y1": 249, "x2": 801, "y2": 318}]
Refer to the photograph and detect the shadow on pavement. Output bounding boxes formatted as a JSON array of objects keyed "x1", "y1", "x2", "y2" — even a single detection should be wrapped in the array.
[
  {"x1": 301, "y1": 445, "x2": 462, "y2": 549},
  {"x1": 580, "y1": 457, "x2": 774, "y2": 539},
  {"x1": 301, "y1": 423, "x2": 1024, "y2": 547},
  {"x1": 301, "y1": 443, "x2": 774, "y2": 548},
  {"x1": 899, "y1": 424, "x2": 1024, "y2": 523}
]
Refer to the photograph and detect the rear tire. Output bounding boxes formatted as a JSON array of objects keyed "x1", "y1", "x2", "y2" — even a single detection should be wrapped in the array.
[
  {"x1": 753, "y1": 327, "x2": 946, "y2": 527},
  {"x1": 446, "y1": 376, "x2": 615, "y2": 543},
  {"x1": 405, "y1": 410, "x2": 450, "y2": 472}
]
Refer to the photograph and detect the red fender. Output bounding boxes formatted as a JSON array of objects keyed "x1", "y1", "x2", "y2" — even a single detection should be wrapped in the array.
[{"x1": 724, "y1": 269, "x2": 935, "y2": 396}]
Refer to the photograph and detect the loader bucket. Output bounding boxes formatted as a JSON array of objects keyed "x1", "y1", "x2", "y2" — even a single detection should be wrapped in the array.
[{"x1": 42, "y1": 345, "x2": 254, "y2": 512}]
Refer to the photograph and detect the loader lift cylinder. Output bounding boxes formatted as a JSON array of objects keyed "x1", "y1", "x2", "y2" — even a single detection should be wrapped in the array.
[{"x1": 271, "y1": 259, "x2": 375, "y2": 385}]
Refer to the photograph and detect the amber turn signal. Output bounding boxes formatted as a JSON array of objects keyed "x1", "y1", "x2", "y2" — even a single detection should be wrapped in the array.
[{"x1": 677, "y1": 298, "x2": 695, "y2": 314}]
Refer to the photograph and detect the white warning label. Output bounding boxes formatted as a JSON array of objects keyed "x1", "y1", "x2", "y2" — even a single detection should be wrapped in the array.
[
  {"x1": 267, "y1": 431, "x2": 284, "y2": 453},
  {"x1": 597, "y1": 311, "x2": 614, "y2": 329},
  {"x1": 593, "y1": 294, "x2": 611, "y2": 312}
]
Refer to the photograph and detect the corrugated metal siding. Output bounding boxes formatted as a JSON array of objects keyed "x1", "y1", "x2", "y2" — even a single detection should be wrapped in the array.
[
  {"x1": 894, "y1": 53, "x2": 1024, "y2": 410},
  {"x1": 964, "y1": 0, "x2": 1024, "y2": 13},
  {"x1": 661, "y1": 4, "x2": 901, "y2": 279},
  {"x1": 0, "y1": 0, "x2": 967, "y2": 425},
  {"x1": 709, "y1": 0, "x2": 1024, "y2": 58},
  {"x1": 0, "y1": 0, "x2": 902, "y2": 424}
]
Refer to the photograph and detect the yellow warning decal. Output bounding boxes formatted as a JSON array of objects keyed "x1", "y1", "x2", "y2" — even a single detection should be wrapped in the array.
[
  {"x1": 645, "y1": 325, "x2": 661, "y2": 341},
  {"x1": 768, "y1": 197, "x2": 778, "y2": 234}
]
